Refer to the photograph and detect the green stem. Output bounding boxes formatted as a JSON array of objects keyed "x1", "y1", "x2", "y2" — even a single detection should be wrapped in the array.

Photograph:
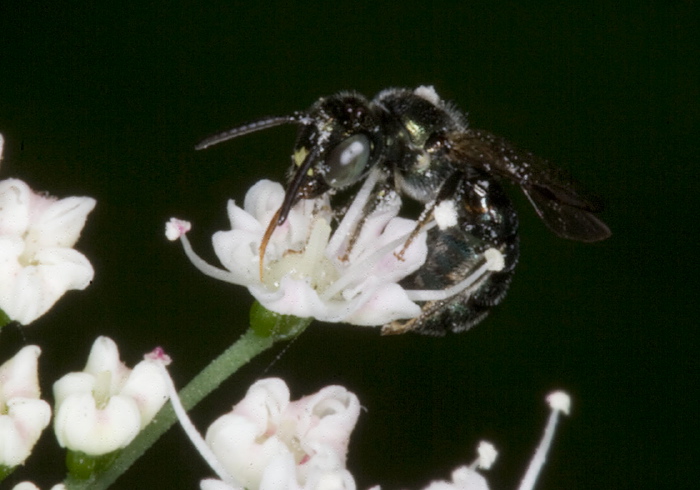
[{"x1": 63, "y1": 313, "x2": 310, "y2": 490}]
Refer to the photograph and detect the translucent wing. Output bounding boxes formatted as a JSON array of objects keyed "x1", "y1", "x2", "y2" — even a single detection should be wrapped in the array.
[{"x1": 450, "y1": 129, "x2": 611, "y2": 242}]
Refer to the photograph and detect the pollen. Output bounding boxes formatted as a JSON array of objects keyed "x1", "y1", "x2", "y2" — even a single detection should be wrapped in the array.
[
  {"x1": 293, "y1": 147, "x2": 309, "y2": 167},
  {"x1": 434, "y1": 200, "x2": 458, "y2": 230}
]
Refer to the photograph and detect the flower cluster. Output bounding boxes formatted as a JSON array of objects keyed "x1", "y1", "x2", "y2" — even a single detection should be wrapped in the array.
[
  {"x1": 0, "y1": 130, "x2": 576, "y2": 489},
  {"x1": 173, "y1": 376, "x2": 569, "y2": 490}
]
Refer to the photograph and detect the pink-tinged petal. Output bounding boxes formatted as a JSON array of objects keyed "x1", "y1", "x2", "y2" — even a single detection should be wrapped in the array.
[
  {"x1": 345, "y1": 283, "x2": 422, "y2": 326},
  {"x1": 0, "y1": 346, "x2": 42, "y2": 401},
  {"x1": 229, "y1": 378, "x2": 290, "y2": 434},
  {"x1": 286, "y1": 385, "x2": 360, "y2": 464},
  {"x1": 0, "y1": 176, "x2": 95, "y2": 325},
  {"x1": 0, "y1": 346, "x2": 50, "y2": 467},
  {"x1": 0, "y1": 398, "x2": 52, "y2": 466},
  {"x1": 205, "y1": 379, "x2": 360, "y2": 490}
]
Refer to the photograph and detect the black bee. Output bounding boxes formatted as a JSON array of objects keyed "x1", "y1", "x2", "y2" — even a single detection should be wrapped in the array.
[{"x1": 196, "y1": 86, "x2": 610, "y2": 335}]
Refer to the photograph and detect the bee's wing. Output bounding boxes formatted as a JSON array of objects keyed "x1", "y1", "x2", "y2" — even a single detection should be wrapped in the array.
[{"x1": 450, "y1": 129, "x2": 611, "y2": 242}]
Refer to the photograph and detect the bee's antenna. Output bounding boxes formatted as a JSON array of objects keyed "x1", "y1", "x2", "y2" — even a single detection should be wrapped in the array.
[{"x1": 195, "y1": 113, "x2": 303, "y2": 150}]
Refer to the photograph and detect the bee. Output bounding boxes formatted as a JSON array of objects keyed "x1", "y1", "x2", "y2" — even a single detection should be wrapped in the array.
[{"x1": 196, "y1": 86, "x2": 611, "y2": 335}]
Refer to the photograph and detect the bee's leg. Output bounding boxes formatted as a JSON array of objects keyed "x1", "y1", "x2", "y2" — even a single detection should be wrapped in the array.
[
  {"x1": 386, "y1": 170, "x2": 520, "y2": 335},
  {"x1": 393, "y1": 171, "x2": 464, "y2": 261},
  {"x1": 328, "y1": 167, "x2": 393, "y2": 262}
]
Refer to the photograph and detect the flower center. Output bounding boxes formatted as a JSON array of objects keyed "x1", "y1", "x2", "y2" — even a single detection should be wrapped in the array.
[
  {"x1": 93, "y1": 370, "x2": 113, "y2": 409},
  {"x1": 263, "y1": 216, "x2": 340, "y2": 295},
  {"x1": 17, "y1": 230, "x2": 41, "y2": 267}
]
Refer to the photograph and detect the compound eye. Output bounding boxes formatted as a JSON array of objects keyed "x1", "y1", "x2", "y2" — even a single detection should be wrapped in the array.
[{"x1": 324, "y1": 134, "x2": 371, "y2": 187}]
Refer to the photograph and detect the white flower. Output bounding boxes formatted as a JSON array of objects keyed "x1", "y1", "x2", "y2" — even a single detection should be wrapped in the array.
[
  {"x1": 167, "y1": 173, "x2": 428, "y2": 326},
  {"x1": 11, "y1": 483, "x2": 65, "y2": 490},
  {"x1": 202, "y1": 378, "x2": 360, "y2": 490},
  {"x1": 0, "y1": 177, "x2": 95, "y2": 325},
  {"x1": 0, "y1": 346, "x2": 51, "y2": 468},
  {"x1": 52, "y1": 336, "x2": 169, "y2": 456}
]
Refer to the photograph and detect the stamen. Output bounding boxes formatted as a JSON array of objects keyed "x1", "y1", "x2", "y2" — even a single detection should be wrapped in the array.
[
  {"x1": 517, "y1": 391, "x2": 571, "y2": 490},
  {"x1": 155, "y1": 359, "x2": 240, "y2": 488},
  {"x1": 326, "y1": 167, "x2": 383, "y2": 257},
  {"x1": 321, "y1": 221, "x2": 435, "y2": 302},
  {"x1": 469, "y1": 441, "x2": 498, "y2": 471},
  {"x1": 299, "y1": 217, "x2": 333, "y2": 278},
  {"x1": 405, "y1": 248, "x2": 504, "y2": 302},
  {"x1": 178, "y1": 232, "x2": 241, "y2": 284}
]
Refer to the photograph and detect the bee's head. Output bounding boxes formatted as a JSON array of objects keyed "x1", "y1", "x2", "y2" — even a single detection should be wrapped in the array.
[
  {"x1": 277, "y1": 92, "x2": 384, "y2": 224},
  {"x1": 195, "y1": 92, "x2": 385, "y2": 276},
  {"x1": 196, "y1": 92, "x2": 384, "y2": 226}
]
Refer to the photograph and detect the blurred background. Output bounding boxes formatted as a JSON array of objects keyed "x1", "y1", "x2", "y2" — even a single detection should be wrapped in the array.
[{"x1": 0, "y1": 1, "x2": 696, "y2": 488}]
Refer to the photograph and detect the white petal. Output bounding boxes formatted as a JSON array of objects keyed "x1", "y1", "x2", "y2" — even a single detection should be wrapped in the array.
[
  {"x1": 212, "y1": 228, "x2": 260, "y2": 284},
  {"x1": 258, "y1": 453, "x2": 302, "y2": 490},
  {"x1": 83, "y1": 336, "x2": 130, "y2": 389},
  {"x1": 230, "y1": 378, "x2": 290, "y2": 433},
  {"x1": 345, "y1": 284, "x2": 422, "y2": 326},
  {"x1": 206, "y1": 412, "x2": 291, "y2": 490},
  {"x1": 53, "y1": 392, "x2": 141, "y2": 455},
  {"x1": 248, "y1": 277, "x2": 331, "y2": 320},
  {"x1": 12, "y1": 483, "x2": 41, "y2": 490},
  {"x1": 243, "y1": 180, "x2": 285, "y2": 223},
  {"x1": 0, "y1": 345, "x2": 42, "y2": 401},
  {"x1": 52, "y1": 372, "x2": 95, "y2": 407},
  {"x1": 0, "y1": 247, "x2": 94, "y2": 325},
  {"x1": 206, "y1": 379, "x2": 293, "y2": 489},
  {"x1": 287, "y1": 385, "x2": 360, "y2": 461},
  {"x1": 120, "y1": 360, "x2": 169, "y2": 427},
  {"x1": 0, "y1": 179, "x2": 32, "y2": 236},
  {"x1": 200, "y1": 479, "x2": 240, "y2": 490},
  {"x1": 0, "y1": 398, "x2": 51, "y2": 467},
  {"x1": 31, "y1": 196, "x2": 96, "y2": 248}
]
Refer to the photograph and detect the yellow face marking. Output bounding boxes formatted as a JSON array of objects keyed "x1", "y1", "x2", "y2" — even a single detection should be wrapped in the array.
[{"x1": 293, "y1": 147, "x2": 309, "y2": 167}]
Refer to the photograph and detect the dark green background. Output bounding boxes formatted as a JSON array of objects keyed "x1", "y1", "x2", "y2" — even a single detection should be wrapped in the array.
[{"x1": 1, "y1": 1, "x2": 696, "y2": 489}]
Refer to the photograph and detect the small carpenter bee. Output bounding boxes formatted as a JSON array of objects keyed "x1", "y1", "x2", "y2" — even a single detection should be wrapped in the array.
[{"x1": 196, "y1": 86, "x2": 611, "y2": 335}]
